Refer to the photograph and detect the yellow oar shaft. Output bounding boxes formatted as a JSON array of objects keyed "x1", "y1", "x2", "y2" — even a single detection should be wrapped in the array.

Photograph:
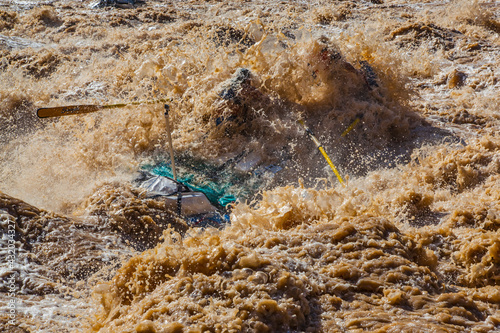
[
  {"x1": 318, "y1": 146, "x2": 344, "y2": 185},
  {"x1": 341, "y1": 117, "x2": 360, "y2": 137},
  {"x1": 298, "y1": 119, "x2": 345, "y2": 185}
]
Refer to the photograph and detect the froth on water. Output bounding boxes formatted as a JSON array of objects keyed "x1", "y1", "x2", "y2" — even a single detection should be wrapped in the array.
[{"x1": 0, "y1": 0, "x2": 499, "y2": 332}]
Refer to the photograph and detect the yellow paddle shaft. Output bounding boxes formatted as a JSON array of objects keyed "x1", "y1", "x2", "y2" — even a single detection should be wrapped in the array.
[
  {"x1": 299, "y1": 119, "x2": 345, "y2": 185},
  {"x1": 341, "y1": 117, "x2": 360, "y2": 137},
  {"x1": 318, "y1": 146, "x2": 345, "y2": 185}
]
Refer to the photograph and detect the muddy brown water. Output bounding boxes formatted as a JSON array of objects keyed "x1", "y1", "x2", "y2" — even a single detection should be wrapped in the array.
[{"x1": 1, "y1": 0, "x2": 499, "y2": 332}]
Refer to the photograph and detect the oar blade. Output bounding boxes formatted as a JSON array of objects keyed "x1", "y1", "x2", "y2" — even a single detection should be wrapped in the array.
[
  {"x1": 36, "y1": 105, "x2": 102, "y2": 118},
  {"x1": 36, "y1": 99, "x2": 170, "y2": 118}
]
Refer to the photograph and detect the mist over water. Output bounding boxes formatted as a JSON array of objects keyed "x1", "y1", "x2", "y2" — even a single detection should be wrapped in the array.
[{"x1": 1, "y1": 0, "x2": 500, "y2": 332}]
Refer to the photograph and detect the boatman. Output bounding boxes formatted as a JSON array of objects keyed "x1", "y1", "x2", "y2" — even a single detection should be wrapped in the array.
[{"x1": 214, "y1": 68, "x2": 263, "y2": 130}]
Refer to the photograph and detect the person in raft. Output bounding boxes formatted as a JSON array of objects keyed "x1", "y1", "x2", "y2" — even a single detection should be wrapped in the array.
[
  {"x1": 308, "y1": 43, "x2": 379, "y2": 90},
  {"x1": 213, "y1": 47, "x2": 378, "y2": 131},
  {"x1": 212, "y1": 67, "x2": 275, "y2": 138},
  {"x1": 216, "y1": 68, "x2": 258, "y2": 125}
]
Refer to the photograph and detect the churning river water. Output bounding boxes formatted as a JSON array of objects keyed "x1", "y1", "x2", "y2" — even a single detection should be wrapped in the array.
[{"x1": 1, "y1": 0, "x2": 500, "y2": 332}]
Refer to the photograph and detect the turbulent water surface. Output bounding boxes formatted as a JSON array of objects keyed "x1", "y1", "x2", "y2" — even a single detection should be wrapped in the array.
[{"x1": 1, "y1": 0, "x2": 500, "y2": 332}]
